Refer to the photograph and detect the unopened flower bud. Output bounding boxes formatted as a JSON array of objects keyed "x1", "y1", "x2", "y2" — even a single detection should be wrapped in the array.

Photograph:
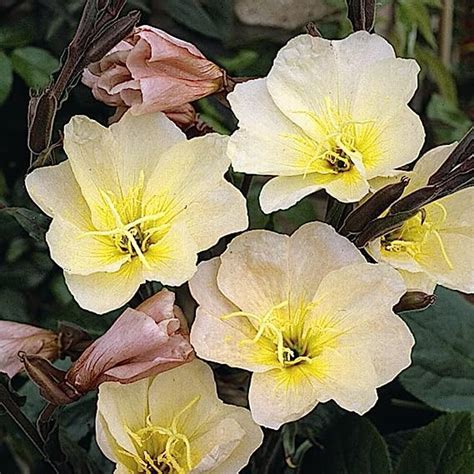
[
  {"x1": 394, "y1": 292, "x2": 437, "y2": 313},
  {"x1": 82, "y1": 25, "x2": 225, "y2": 118},
  {"x1": 65, "y1": 289, "x2": 194, "y2": 393}
]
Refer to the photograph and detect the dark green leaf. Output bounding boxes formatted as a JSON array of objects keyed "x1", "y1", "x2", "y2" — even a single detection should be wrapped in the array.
[
  {"x1": 320, "y1": 415, "x2": 392, "y2": 474},
  {"x1": 385, "y1": 429, "x2": 418, "y2": 470},
  {"x1": 0, "y1": 51, "x2": 13, "y2": 106},
  {"x1": 400, "y1": 287, "x2": 474, "y2": 412},
  {"x1": 0, "y1": 20, "x2": 36, "y2": 48},
  {"x1": 11, "y1": 47, "x2": 59, "y2": 89},
  {"x1": 395, "y1": 413, "x2": 473, "y2": 474},
  {"x1": 1, "y1": 207, "x2": 51, "y2": 243},
  {"x1": 297, "y1": 401, "x2": 346, "y2": 444},
  {"x1": 161, "y1": 0, "x2": 221, "y2": 38},
  {"x1": 0, "y1": 288, "x2": 29, "y2": 323}
]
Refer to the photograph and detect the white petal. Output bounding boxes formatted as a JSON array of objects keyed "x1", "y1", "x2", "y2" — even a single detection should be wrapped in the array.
[
  {"x1": 228, "y1": 78, "x2": 312, "y2": 176},
  {"x1": 267, "y1": 32, "x2": 395, "y2": 135},
  {"x1": 217, "y1": 230, "x2": 290, "y2": 314},
  {"x1": 64, "y1": 259, "x2": 144, "y2": 314},
  {"x1": 288, "y1": 222, "x2": 365, "y2": 302}
]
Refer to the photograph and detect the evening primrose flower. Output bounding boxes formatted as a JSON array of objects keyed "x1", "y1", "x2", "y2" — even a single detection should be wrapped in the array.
[
  {"x1": 26, "y1": 112, "x2": 248, "y2": 314},
  {"x1": 367, "y1": 143, "x2": 474, "y2": 294},
  {"x1": 96, "y1": 360, "x2": 263, "y2": 473},
  {"x1": 189, "y1": 222, "x2": 414, "y2": 429},
  {"x1": 228, "y1": 31, "x2": 424, "y2": 213}
]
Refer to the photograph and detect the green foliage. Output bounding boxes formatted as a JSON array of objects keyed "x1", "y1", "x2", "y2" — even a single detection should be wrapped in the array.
[
  {"x1": 400, "y1": 288, "x2": 474, "y2": 412},
  {"x1": 0, "y1": 51, "x2": 13, "y2": 106},
  {"x1": 10, "y1": 46, "x2": 59, "y2": 89},
  {"x1": 1, "y1": 207, "x2": 51, "y2": 243},
  {"x1": 161, "y1": 0, "x2": 234, "y2": 40},
  {"x1": 319, "y1": 415, "x2": 392, "y2": 473},
  {"x1": 427, "y1": 94, "x2": 472, "y2": 144},
  {"x1": 394, "y1": 413, "x2": 473, "y2": 474}
]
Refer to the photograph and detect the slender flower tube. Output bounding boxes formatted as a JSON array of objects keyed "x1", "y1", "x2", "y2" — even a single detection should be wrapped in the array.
[
  {"x1": 66, "y1": 289, "x2": 194, "y2": 392},
  {"x1": 82, "y1": 25, "x2": 225, "y2": 116},
  {"x1": 189, "y1": 222, "x2": 414, "y2": 429},
  {"x1": 25, "y1": 111, "x2": 248, "y2": 313},
  {"x1": 227, "y1": 31, "x2": 425, "y2": 213},
  {"x1": 367, "y1": 143, "x2": 474, "y2": 294},
  {"x1": 0, "y1": 321, "x2": 59, "y2": 378},
  {"x1": 96, "y1": 360, "x2": 263, "y2": 473}
]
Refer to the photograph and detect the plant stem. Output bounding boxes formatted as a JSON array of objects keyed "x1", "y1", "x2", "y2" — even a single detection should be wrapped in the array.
[{"x1": 0, "y1": 384, "x2": 60, "y2": 473}]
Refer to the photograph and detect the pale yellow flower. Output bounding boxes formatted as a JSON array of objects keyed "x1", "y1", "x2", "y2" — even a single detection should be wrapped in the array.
[
  {"x1": 96, "y1": 360, "x2": 263, "y2": 473},
  {"x1": 189, "y1": 222, "x2": 414, "y2": 429},
  {"x1": 26, "y1": 112, "x2": 248, "y2": 314},
  {"x1": 367, "y1": 143, "x2": 474, "y2": 294},
  {"x1": 228, "y1": 31, "x2": 424, "y2": 213}
]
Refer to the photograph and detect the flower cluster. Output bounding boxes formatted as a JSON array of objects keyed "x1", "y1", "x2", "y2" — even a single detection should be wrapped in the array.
[{"x1": 14, "y1": 22, "x2": 472, "y2": 474}]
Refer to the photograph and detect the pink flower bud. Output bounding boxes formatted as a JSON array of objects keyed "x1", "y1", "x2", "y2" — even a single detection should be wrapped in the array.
[
  {"x1": 65, "y1": 289, "x2": 194, "y2": 392},
  {"x1": 0, "y1": 322, "x2": 59, "y2": 378},
  {"x1": 82, "y1": 25, "x2": 225, "y2": 115}
]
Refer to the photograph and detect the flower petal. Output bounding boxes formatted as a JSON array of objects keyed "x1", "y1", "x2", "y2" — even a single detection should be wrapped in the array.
[
  {"x1": 288, "y1": 222, "x2": 365, "y2": 302},
  {"x1": 266, "y1": 32, "x2": 395, "y2": 136},
  {"x1": 228, "y1": 78, "x2": 312, "y2": 176},
  {"x1": 217, "y1": 230, "x2": 290, "y2": 314},
  {"x1": 25, "y1": 160, "x2": 91, "y2": 228},
  {"x1": 144, "y1": 134, "x2": 247, "y2": 250},
  {"x1": 249, "y1": 367, "x2": 320, "y2": 429},
  {"x1": 64, "y1": 259, "x2": 144, "y2": 314},
  {"x1": 97, "y1": 377, "x2": 151, "y2": 455}
]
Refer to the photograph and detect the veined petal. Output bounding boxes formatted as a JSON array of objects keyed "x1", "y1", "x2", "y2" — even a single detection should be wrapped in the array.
[
  {"x1": 25, "y1": 160, "x2": 91, "y2": 228},
  {"x1": 63, "y1": 113, "x2": 186, "y2": 219},
  {"x1": 228, "y1": 78, "x2": 313, "y2": 176},
  {"x1": 311, "y1": 262, "x2": 407, "y2": 326},
  {"x1": 249, "y1": 367, "x2": 320, "y2": 429},
  {"x1": 193, "y1": 406, "x2": 263, "y2": 474},
  {"x1": 217, "y1": 230, "x2": 290, "y2": 314},
  {"x1": 306, "y1": 346, "x2": 379, "y2": 415},
  {"x1": 420, "y1": 231, "x2": 474, "y2": 293},
  {"x1": 288, "y1": 222, "x2": 365, "y2": 303},
  {"x1": 109, "y1": 111, "x2": 186, "y2": 193},
  {"x1": 259, "y1": 175, "x2": 325, "y2": 214},
  {"x1": 191, "y1": 307, "x2": 276, "y2": 373},
  {"x1": 97, "y1": 377, "x2": 151, "y2": 456},
  {"x1": 266, "y1": 32, "x2": 395, "y2": 136},
  {"x1": 143, "y1": 134, "x2": 247, "y2": 250},
  {"x1": 398, "y1": 270, "x2": 437, "y2": 294},
  {"x1": 46, "y1": 216, "x2": 128, "y2": 275},
  {"x1": 142, "y1": 220, "x2": 198, "y2": 287},
  {"x1": 362, "y1": 106, "x2": 425, "y2": 178},
  {"x1": 189, "y1": 258, "x2": 238, "y2": 317},
  {"x1": 64, "y1": 259, "x2": 144, "y2": 314}
]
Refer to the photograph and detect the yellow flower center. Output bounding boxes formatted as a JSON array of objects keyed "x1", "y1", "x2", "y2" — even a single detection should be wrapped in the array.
[
  {"x1": 80, "y1": 172, "x2": 180, "y2": 269},
  {"x1": 381, "y1": 202, "x2": 453, "y2": 269},
  {"x1": 223, "y1": 300, "x2": 320, "y2": 368},
  {"x1": 120, "y1": 396, "x2": 199, "y2": 474},
  {"x1": 282, "y1": 98, "x2": 379, "y2": 178}
]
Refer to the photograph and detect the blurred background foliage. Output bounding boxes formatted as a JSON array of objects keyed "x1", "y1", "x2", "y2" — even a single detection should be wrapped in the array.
[{"x1": 0, "y1": 0, "x2": 473, "y2": 473}]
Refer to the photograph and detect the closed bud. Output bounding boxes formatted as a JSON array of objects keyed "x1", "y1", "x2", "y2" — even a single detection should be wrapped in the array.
[{"x1": 394, "y1": 292, "x2": 437, "y2": 313}]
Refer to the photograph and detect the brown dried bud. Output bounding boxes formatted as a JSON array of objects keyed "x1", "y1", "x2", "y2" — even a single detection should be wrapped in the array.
[
  {"x1": 394, "y1": 292, "x2": 437, "y2": 313},
  {"x1": 19, "y1": 354, "x2": 80, "y2": 406},
  {"x1": 347, "y1": 0, "x2": 376, "y2": 32}
]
